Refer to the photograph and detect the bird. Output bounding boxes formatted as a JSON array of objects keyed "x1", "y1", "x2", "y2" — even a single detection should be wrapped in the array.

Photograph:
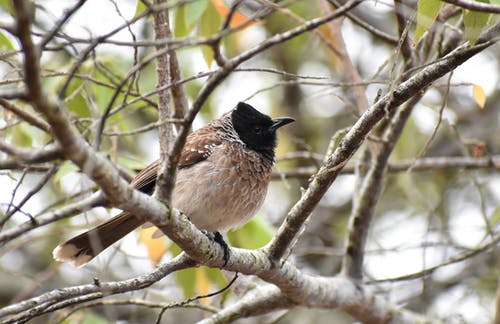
[{"x1": 53, "y1": 102, "x2": 294, "y2": 267}]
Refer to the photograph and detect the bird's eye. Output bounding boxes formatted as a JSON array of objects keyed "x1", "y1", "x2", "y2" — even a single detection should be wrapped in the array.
[{"x1": 253, "y1": 126, "x2": 262, "y2": 134}]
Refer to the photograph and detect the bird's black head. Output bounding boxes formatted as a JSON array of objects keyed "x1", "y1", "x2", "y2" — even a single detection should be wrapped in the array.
[{"x1": 231, "y1": 102, "x2": 294, "y2": 160}]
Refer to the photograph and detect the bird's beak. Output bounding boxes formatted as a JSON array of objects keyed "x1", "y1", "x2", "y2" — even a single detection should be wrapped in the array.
[{"x1": 270, "y1": 117, "x2": 295, "y2": 130}]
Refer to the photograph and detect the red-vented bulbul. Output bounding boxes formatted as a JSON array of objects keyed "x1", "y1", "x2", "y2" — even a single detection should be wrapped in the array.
[{"x1": 53, "y1": 102, "x2": 294, "y2": 267}]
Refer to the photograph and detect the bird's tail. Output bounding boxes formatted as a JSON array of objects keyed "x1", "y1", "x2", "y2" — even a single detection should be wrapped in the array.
[{"x1": 52, "y1": 212, "x2": 144, "y2": 267}]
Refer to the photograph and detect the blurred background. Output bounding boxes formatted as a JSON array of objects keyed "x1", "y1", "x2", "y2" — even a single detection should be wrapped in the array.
[{"x1": 0, "y1": 0, "x2": 499, "y2": 322}]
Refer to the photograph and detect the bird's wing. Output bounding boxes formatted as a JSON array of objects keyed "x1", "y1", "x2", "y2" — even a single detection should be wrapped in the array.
[
  {"x1": 178, "y1": 127, "x2": 222, "y2": 168},
  {"x1": 129, "y1": 127, "x2": 221, "y2": 193},
  {"x1": 130, "y1": 159, "x2": 160, "y2": 194}
]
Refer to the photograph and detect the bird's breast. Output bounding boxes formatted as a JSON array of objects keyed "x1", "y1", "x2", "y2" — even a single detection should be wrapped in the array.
[{"x1": 172, "y1": 142, "x2": 273, "y2": 232}]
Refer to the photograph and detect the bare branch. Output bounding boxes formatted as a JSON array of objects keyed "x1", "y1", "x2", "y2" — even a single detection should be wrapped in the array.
[
  {"x1": 0, "y1": 97, "x2": 51, "y2": 132},
  {"x1": 153, "y1": 0, "x2": 178, "y2": 206},
  {"x1": 367, "y1": 233, "x2": 500, "y2": 284},
  {"x1": 1, "y1": 164, "x2": 58, "y2": 227},
  {"x1": 443, "y1": 0, "x2": 500, "y2": 13},
  {"x1": 0, "y1": 253, "x2": 196, "y2": 323},
  {"x1": 272, "y1": 154, "x2": 500, "y2": 179},
  {"x1": 0, "y1": 192, "x2": 104, "y2": 245},
  {"x1": 60, "y1": 299, "x2": 217, "y2": 323},
  {"x1": 0, "y1": 141, "x2": 62, "y2": 165},
  {"x1": 326, "y1": 0, "x2": 399, "y2": 45},
  {"x1": 39, "y1": 0, "x2": 87, "y2": 49}
]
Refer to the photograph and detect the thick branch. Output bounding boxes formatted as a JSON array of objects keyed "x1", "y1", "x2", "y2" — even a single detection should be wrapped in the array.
[
  {"x1": 0, "y1": 246, "x2": 429, "y2": 323},
  {"x1": 199, "y1": 286, "x2": 294, "y2": 324}
]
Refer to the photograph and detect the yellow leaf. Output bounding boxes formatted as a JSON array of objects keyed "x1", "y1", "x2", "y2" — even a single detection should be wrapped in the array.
[
  {"x1": 138, "y1": 226, "x2": 168, "y2": 266},
  {"x1": 195, "y1": 268, "x2": 211, "y2": 306},
  {"x1": 472, "y1": 84, "x2": 486, "y2": 108}
]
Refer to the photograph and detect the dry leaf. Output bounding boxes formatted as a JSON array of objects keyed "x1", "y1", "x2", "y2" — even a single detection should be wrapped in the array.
[
  {"x1": 472, "y1": 84, "x2": 486, "y2": 108},
  {"x1": 138, "y1": 226, "x2": 168, "y2": 266},
  {"x1": 195, "y1": 268, "x2": 211, "y2": 306}
]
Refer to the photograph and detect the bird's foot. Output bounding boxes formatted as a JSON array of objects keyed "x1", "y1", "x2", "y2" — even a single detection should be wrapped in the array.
[{"x1": 204, "y1": 231, "x2": 230, "y2": 266}]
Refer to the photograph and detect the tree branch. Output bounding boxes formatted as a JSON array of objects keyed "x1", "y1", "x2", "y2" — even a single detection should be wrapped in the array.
[
  {"x1": 0, "y1": 97, "x2": 51, "y2": 132},
  {"x1": 0, "y1": 253, "x2": 196, "y2": 323},
  {"x1": 199, "y1": 285, "x2": 294, "y2": 324},
  {"x1": 13, "y1": 0, "x2": 170, "y2": 230},
  {"x1": 0, "y1": 141, "x2": 62, "y2": 164},
  {"x1": 341, "y1": 7, "x2": 419, "y2": 279},
  {"x1": 0, "y1": 192, "x2": 105, "y2": 245},
  {"x1": 326, "y1": 0, "x2": 398, "y2": 45},
  {"x1": 443, "y1": 0, "x2": 500, "y2": 13},
  {"x1": 152, "y1": 0, "x2": 179, "y2": 208},
  {"x1": 341, "y1": 95, "x2": 422, "y2": 279},
  {"x1": 272, "y1": 154, "x2": 500, "y2": 179},
  {"x1": 266, "y1": 27, "x2": 498, "y2": 261}
]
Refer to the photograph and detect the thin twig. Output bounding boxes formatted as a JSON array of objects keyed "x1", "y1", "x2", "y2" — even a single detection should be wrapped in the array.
[{"x1": 443, "y1": 0, "x2": 500, "y2": 13}]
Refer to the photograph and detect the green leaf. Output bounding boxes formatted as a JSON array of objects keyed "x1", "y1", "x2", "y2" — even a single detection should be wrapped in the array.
[
  {"x1": 134, "y1": 0, "x2": 148, "y2": 18},
  {"x1": 201, "y1": 45, "x2": 214, "y2": 68},
  {"x1": 85, "y1": 56, "x2": 127, "y2": 117},
  {"x1": 227, "y1": 215, "x2": 274, "y2": 249},
  {"x1": 463, "y1": 2, "x2": 492, "y2": 45},
  {"x1": 0, "y1": 30, "x2": 15, "y2": 50},
  {"x1": 0, "y1": 0, "x2": 14, "y2": 15},
  {"x1": 53, "y1": 161, "x2": 79, "y2": 185},
  {"x1": 117, "y1": 155, "x2": 147, "y2": 172},
  {"x1": 81, "y1": 311, "x2": 108, "y2": 324},
  {"x1": 175, "y1": 268, "x2": 197, "y2": 297},
  {"x1": 185, "y1": 0, "x2": 208, "y2": 30},
  {"x1": 6, "y1": 123, "x2": 40, "y2": 148},
  {"x1": 59, "y1": 310, "x2": 107, "y2": 324},
  {"x1": 199, "y1": 1, "x2": 222, "y2": 67},
  {"x1": 174, "y1": 266, "x2": 226, "y2": 298},
  {"x1": 415, "y1": 0, "x2": 443, "y2": 42},
  {"x1": 490, "y1": 207, "x2": 500, "y2": 226},
  {"x1": 174, "y1": 5, "x2": 188, "y2": 37},
  {"x1": 175, "y1": 0, "x2": 209, "y2": 38},
  {"x1": 54, "y1": 62, "x2": 92, "y2": 118},
  {"x1": 66, "y1": 94, "x2": 89, "y2": 118}
]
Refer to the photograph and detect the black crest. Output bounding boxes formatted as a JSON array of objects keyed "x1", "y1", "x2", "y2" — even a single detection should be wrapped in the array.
[{"x1": 231, "y1": 102, "x2": 294, "y2": 160}]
